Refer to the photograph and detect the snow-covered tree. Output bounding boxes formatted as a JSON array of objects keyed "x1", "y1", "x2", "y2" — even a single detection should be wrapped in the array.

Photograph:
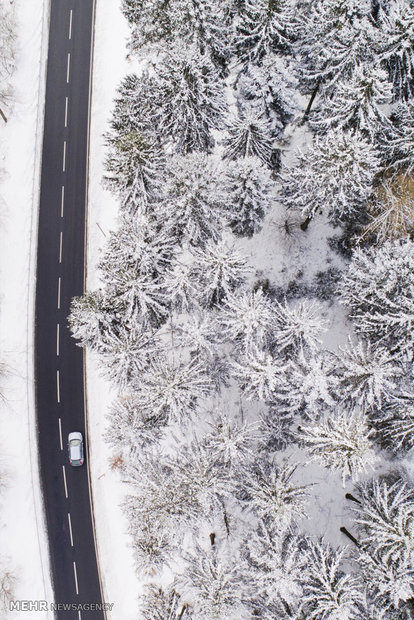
[
  {"x1": 107, "y1": 271, "x2": 168, "y2": 329},
  {"x1": 219, "y1": 288, "x2": 275, "y2": 351},
  {"x1": 189, "y1": 238, "x2": 250, "y2": 307},
  {"x1": 140, "y1": 583, "x2": 191, "y2": 620},
  {"x1": 352, "y1": 477, "x2": 414, "y2": 565},
  {"x1": 338, "y1": 239, "x2": 414, "y2": 359},
  {"x1": 69, "y1": 291, "x2": 115, "y2": 352},
  {"x1": 381, "y1": 100, "x2": 414, "y2": 174},
  {"x1": 105, "y1": 394, "x2": 166, "y2": 454},
  {"x1": 362, "y1": 175, "x2": 414, "y2": 245},
  {"x1": 236, "y1": 55, "x2": 298, "y2": 130},
  {"x1": 273, "y1": 298, "x2": 326, "y2": 356},
  {"x1": 176, "y1": 311, "x2": 222, "y2": 358},
  {"x1": 302, "y1": 539, "x2": 366, "y2": 620},
  {"x1": 358, "y1": 549, "x2": 414, "y2": 617},
  {"x1": 160, "y1": 153, "x2": 228, "y2": 247},
  {"x1": 374, "y1": 399, "x2": 414, "y2": 454},
  {"x1": 299, "y1": 408, "x2": 377, "y2": 484},
  {"x1": 0, "y1": 1, "x2": 15, "y2": 120},
  {"x1": 234, "y1": 0, "x2": 295, "y2": 61},
  {"x1": 178, "y1": 545, "x2": 250, "y2": 619},
  {"x1": 222, "y1": 157, "x2": 275, "y2": 237},
  {"x1": 335, "y1": 339, "x2": 402, "y2": 410},
  {"x1": 223, "y1": 107, "x2": 275, "y2": 167},
  {"x1": 378, "y1": 0, "x2": 414, "y2": 100},
  {"x1": 125, "y1": 510, "x2": 173, "y2": 575},
  {"x1": 202, "y1": 412, "x2": 259, "y2": 471},
  {"x1": 149, "y1": 43, "x2": 227, "y2": 153},
  {"x1": 233, "y1": 345, "x2": 288, "y2": 402},
  {"x1": 310, "y1": 64, "x2": 393, "y2": 138},
  {"x1": 279, "y1": 128, "x2": 381, "y2": 224},
  {"x1": 244, "y1": 523, "x2": 305, "y2": 617},
  {"x1": 288, "y1": 350, "x2": 337, "y2": 415},
  {"x1": 132, "y1": 356, "x2": 212, "y2": 424},
  {"x1": 240, "y1": 459, "x2": 309, "y2": 529}
]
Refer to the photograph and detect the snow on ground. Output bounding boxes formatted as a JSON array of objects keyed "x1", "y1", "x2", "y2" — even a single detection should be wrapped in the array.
[
  {"x1": 86, "y1": 1, "x2": 141, "y2": 618},
  {"x1": 0, "y1": 0, "x2": 53, "y2": 618}
]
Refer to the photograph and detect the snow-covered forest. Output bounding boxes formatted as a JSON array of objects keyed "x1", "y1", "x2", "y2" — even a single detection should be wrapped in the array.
[{"x1": 71, "y1": 0, "x2": 414, "y2": 617}]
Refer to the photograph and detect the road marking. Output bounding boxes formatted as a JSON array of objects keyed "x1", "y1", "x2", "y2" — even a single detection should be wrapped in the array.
[
  {"x1": 57, "y1": 370, "x2": 60, "y2": 403},
  {"x1": 56, "y1": 323, "x2": 60, "y2": 356},
  {"x1": 78, "y1": 612, "x2": 82, "y2": 620},
  {"x1": 64, "y1": 96, "x2": 69, "y2": 128},
  {"x1": 58, "y1": 418, "x2": 63, "y2": 451},
  {"x1": 61, "y1": 185, "x2": 65, "y2": 217},
  {"x1": 73, "y1": 561, "x2": 79, "y2": 595},
  {"x1": 59, "y1": 231, "x2": 63, "y2": 263},
  {"x1": 68, "y1": 9, "x2": 73, "y2": 40},
  {"x1": 67, "y1": 513, "x2": 74, "y2": 547},
  {"x1": 57, "y1": 277, "x2": 61, "y2": 309},
  {"x1": 62, "y1": 140, "x2": 66, "y2": 172},
  {"x1": 66, "y1": 52, "x2": 71, "y2": 83},
  {"x1": 62, "y1": 465, "x2": 68, "y2": 499}
]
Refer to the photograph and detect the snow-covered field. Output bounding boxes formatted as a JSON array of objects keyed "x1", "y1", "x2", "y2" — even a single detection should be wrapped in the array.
[{"x1": 0, "y1": 0, "x2": 53, "y2": 617}]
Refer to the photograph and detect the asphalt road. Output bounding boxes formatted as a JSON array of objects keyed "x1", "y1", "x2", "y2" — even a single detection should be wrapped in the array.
[{"x1": 35, "y1": 1, "x2": 106, "y2": 618}]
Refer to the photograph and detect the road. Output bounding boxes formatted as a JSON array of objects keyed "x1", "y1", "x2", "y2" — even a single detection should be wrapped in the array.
[{"x1": 35, "y1": 1, "x2": 106, "y2": 617}]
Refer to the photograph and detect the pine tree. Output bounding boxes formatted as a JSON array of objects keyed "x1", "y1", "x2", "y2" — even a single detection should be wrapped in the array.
[
  {"x1": 299, "y1": 408, "x2": 377, "y2": 484},
  {"x1": 380, "y1": 100, "x2": 414, "y2": 175},
  {"x1": 223, "y1": 107, "x2": 275, "y2": 167},
  {"x1": 159, "y1": 153, "x2": 228, "y2": 247},
  {"x1": 69, "y1": 291, "x2": 115, "y2": 352},
  {"x1": 374, "y1": 399, "x2": 414, "y2": 454},
  {"x1": 149, "y1": 43, "x2": 227, "y2": 153},
  {"x1": 302, "y1": 539, "x2": 366, "y2": 620},
  {"x1": 240, "y1": 459, "x2": 309, "y2": 530},
  {"x1": 202, "y1": 412, "x2": 259, "y2": 471},
  {"x1": 140, "y1": 584, "x2": 191, "y2": 620},
  {"x1": 335, "y1": 339, "x2": 402, "y2": 410},
  {"x1": 189, "y1": 239, "x2": 250, "y2": 307},
  {"x1": 234, "y1": 0, "x2": 295, "y2": 61},
  {"x1": 132, "y1": 356, "x2": 213, "y2": 424},
  {"x1": 352, "y1": 477, "x2": 414, "y2": 566},
  {"x1": 273, "y1": 298, "x2": 326, "y2": 356},
  {"x1": 287, "y1": 350, "x2": 338, "y2": 415},
  {"x1": 222, "y1": 157, "x2": 275, "y2": 237},
  {"x1": 378, "y1": 0, "x2": 414, "y2": 100},
  {"x1": 338, "y1": 239, "x2": 414, "y2": 359},
  {"x1": 244, "y1": 523, "x2": 305, "y2": 617},
  {"x1": 279, "y1": 128, "x2": 381, "y2": 224},
  {"x1": 310, "y1": 64, "x2": 393, "y2": 138},
  {"x1": 219, "y1": 287, "x2": 275, "y2": 351},
  {"x1": 178, "y1": 545, "x2": 250, "y2": 619},
  {"x1": 232, "y1": 345, "x2": 289, "y2": 402}
]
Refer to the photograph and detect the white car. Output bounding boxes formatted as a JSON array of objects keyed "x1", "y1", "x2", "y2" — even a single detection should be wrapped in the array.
[{"x1": 68, "y1": 432, "x2": 84, "y2": 467}]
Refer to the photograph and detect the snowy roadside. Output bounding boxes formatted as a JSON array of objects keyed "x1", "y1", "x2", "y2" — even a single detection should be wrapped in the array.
[
  {"x1": 85, "y1": 2, "x2": 141, "y2": 617},
  {"x1": 0, "y1": 0, "x2": 53, "y2": 618}
]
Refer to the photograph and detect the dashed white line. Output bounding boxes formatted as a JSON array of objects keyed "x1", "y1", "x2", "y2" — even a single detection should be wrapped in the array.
[
  {"x1": 58, "y1": 418, "x2": 63, "y2": 451},
  {"x1": 60, "y1": 185, "x2": 65, "y2": 217},
  {"x1": 68, "y1": 9, "x2": 73, "y2": 40},
  {"x1": 66, "y1": 52, "x2": 71, "y2": 83},
  {"x1": 78, "y1": 612, "x2": 82, "y2": 620},
  {"x1": 67, "y1": 513, "x2": 74, "y2": 547},
  {"x1": 57, "y1": 277, "x2": 61, "y2": 310},
  {"x1": 59, "y1": 231, "x2": 63, "y2": 263},
  {"x1": 56, "y1": 370, "x2": 60, "y2": 404},
  {"x1": 56, "y1": 323, "x2": 60, "y2": 356},
  {"x1": 64, "y1": 96, "x2": 69, "y2": 128},
  {"x1": 62, "y1": 465, "x2": 68, "y2": 499},
  {"x1": 73, "y1": 561, "x2": 79, "y2": 595},
  {"x1": 62, "y1": 141, "x2": 66, "y2": 172}
]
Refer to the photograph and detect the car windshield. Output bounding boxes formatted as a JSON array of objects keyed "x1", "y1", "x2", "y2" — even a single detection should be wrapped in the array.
[{"x1": 70, "y1": 439, "x2": 81, "y2": 447}]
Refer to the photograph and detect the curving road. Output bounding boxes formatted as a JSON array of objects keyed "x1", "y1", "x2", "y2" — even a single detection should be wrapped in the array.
[{"x1": 35, "y1": 1, "x2": 106, "y2": 617}]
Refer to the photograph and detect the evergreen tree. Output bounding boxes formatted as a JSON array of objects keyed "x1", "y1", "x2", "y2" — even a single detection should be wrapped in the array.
[
  {"x1": 150, "y1": 43, "x2": 227, "y2": 153},
  {"x1": 299, "y1": 408, "x2": 377, "y2": 484},
  {"x1": 279, "y1": 128, "x2": 381, "y2": 224},
  {"x1": 240, "y1": 459, "x2": 309, "y2": 529},
  {"x1": 335, "y1": 339, "x2": 402, "y2": 410},
  {"x1": 140, "y1": 583, "x2": 192, "y2": 620},
  {"x1": 302, "y1": 539, "x2": 366, "y2": 620},
  {"x1": 234, "y1": 0, "x2": 296, "y2": 61},
  {"x1": 378, "y1": 0, "x2": 414, "y2": 100},
  {"x1": 352, "y1": 477, "x2": 414, "y2": 565},
  {"x1": 219, "y1": 287, "x2": 275, "y2": 351},
  {"x1": 380, "y1": 100, "x2": 414, "y2": 174},
  {"x1": 203, "y1": 412, "x2": 259, "y2": 471},
  {"x1": 223, "y1": 107, "x2": 275, "y2": 167},
  {"x1": 273, "y1": 298, "x2": 326, "y2": 356},
  {"x1": 223, "y1": 157, "x2": 275, "y2": 237},
  {"x1": 339, "y1": 239, "x2": 414, "y2": 359},
  {"x1": 374, "y1": 398, "x2": 414, "y2": 454},
  {"x1": 232, "y1": 345, "x2": 289, "y2": 402}
]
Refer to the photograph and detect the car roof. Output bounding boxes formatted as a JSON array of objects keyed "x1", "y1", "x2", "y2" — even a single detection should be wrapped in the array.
[{"x1": 68, "y1": 431, "x2": 83, "y2": 441}]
